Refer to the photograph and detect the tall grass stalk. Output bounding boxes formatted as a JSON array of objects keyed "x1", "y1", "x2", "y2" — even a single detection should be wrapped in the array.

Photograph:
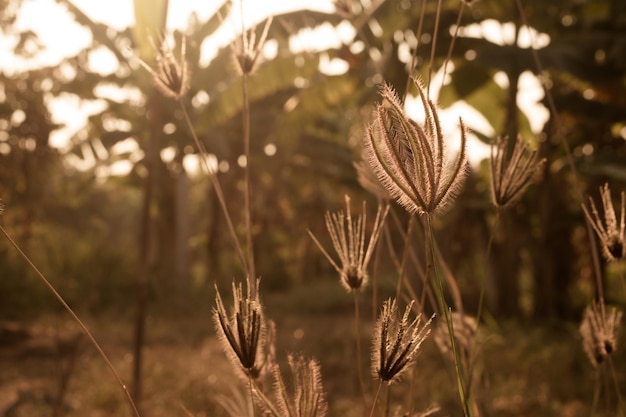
[
  {"x1": 425, "y1": 215, "x2": 472, "y2": 417},
  {"x1": 0, "y1": 224, "x2": 142, "y2": 417}
]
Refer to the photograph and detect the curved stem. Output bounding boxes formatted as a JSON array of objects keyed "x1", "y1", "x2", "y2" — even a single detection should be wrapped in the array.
[
  {"x1": 438, "y1": 4, "x2": 466, "y2": 98},
  {"x1": 0, "y1": 225, "x2": 142, "y2": 417}
]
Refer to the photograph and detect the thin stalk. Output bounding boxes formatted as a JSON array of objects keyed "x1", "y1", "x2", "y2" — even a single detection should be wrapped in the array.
[
  {"x1": 178, "y1": 98, "x2": 249, "y2": 276},
  {"x1": 395, "y1": 215, "x2": 415, "y2": 302},
  {"x1": 403, "y1": 0, "x2": 428, "y2": 101},
  {"x1": 248, "y1": 376, "x2": 256, "y2": 417},
  {"x1": 439, "y1": 4, "x2": 466, "y2": 96},
  {"x1": 426, "y1": 0, "x2": 443, "y2": 98},
  {"x1": 590, "y1": 368, "x2": 600, "y2": 417},
  {"x1": 241, "y1": 72, "x2": 257, "y2": 293},
  {"x1": 369, "y1": 381, "x2": 384, "y2": 417},
  {"x1": 0, "y1": 225, "x2": 142, "y2": 417},
  {"x1": 425, "y1": 215, "x2": 471, "y2": 417},
  {"x1": 608, "y1": 356, "x2": 626, "y2": 415},
  {"x1": 384, "y1": 383, "x2": 391, "y2": 417},
  {"x1": 354, "y1": 291, "x2": 368, "y2": 411}
]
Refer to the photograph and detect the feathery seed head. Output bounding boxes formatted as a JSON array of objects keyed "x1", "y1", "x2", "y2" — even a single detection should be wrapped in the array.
[
  {"x1": 363, "y1": 78, "x2": 469, "y2": 217},
  {"x1": 490, "y1": 135, "x2": 545, "y2": 209},
  {"x1": 308, "y1": 195, "x2": 388, "y2": 292},
  {"x1": 233, "y1": 16, "x2": 273, "y2": 75},
  {"x1": 433, "y1": 312, "x2": 478, "y2": 359},
  {"x1": 137, "y1": 34, "x2": 190, "y2": 100},
  {"x1": 371, "y1": 299, "x2": 432, "y2": 384},
  {"x1": 262, "y1": 354, "x2": 328, "y2": 417},
  {"x1": 582, "y1": 183, "x2": 626, "y2": 262},
  {"x1": 213, "y1": 279, "x2": 271, "y2": 380},
  {"x1": 579, "y1": 301, "x2": 622, "y2": 367}
]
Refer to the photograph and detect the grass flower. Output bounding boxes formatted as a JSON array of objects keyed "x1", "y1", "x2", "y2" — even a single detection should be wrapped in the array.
[
  {"x1": 233, "y1": 14, "x2": 273, "y2": 75},
  {"x1": 213, "y1": 279, "x2": 271, "y2": 380},
  {"x1": 580, "y1": 300, "x2": 622, "y2": 367},
  {"x1": 136, "y1": 34, "x2": 189, "y2": 100},
  {"x1": 582, "y1": 183, "x2": 626, "y2": 262},
  {"x1": 490, "y1": 135, "x2": 545, "y2": 209},
  {"x1": 433, "y1": 312, "x2": 478, "y2": 359},
  {"x1": 308, "y1": 195, "x2": 388, "y2": 292},
  {"x1": 371, "y1": 299, "x2": 432, "y2": 384},
  {"x1": 363, "y1": 78, "x2": 468, "y2": 217},
  {"x1": 258, "y1": 354, "x2": 328, "y2": 417}
]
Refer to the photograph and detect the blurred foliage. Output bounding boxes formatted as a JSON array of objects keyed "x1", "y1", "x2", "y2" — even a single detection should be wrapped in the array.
[{"x1": 0, "y1": 0, "x2": 625, "y2": 321}]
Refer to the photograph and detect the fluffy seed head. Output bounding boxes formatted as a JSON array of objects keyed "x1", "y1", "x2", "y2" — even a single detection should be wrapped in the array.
[
  {"x1": 371, "y1": 299, "x2": 432, "y2": 384},
  {"x1": 363, "y1": 78, "x2": 469, "y2": 217},
  {"x1": 490, "y1": 135, "x2": 545, "y2": 209},
  {"x1": 582, "y1": 183, "x2": 626, "y2": 262},
  {"x1": 433, "y1": 312, "x2": 478, "y2": 359},
  {"x1": 580, "y1": 301, "x2": 622, "y2": 367},
  {"x1": 308, "y1": 195, "x2": 388, "y2": 292}
]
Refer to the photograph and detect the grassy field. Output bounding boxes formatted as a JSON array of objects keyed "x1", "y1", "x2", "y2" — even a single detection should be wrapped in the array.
[{"x1": 0, "y1": 280, "x2": 623, "y2": 417}]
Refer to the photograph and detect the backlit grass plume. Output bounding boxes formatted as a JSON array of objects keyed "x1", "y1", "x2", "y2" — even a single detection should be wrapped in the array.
[
  {"x1": 308, "y1": 195, "x2": 388, "y2": 292},
  {"x1": 579, "y1": 300, "x2": 622, "y2": 367},
  {"x1": 363, "y1": 78, "x2": 468, "y2": 217},
  {"x1": 136, "y1": 34, "x2": 189, "y2": 100},
  {"x1": 213, "y1": 279, "x2": 271, "y2": 380},
  {"x1": 582, "y1": 183, "x2": 626, "y2": 262},
  {"x1": 490, "y1": 135, "x2": 545, "y2": 209},
  {"x1": 257, "y1": 355, "x2": 328, "y2": 417},
  {"x1": 372, "y1": 299, "x2": 432, "y2": 384}
]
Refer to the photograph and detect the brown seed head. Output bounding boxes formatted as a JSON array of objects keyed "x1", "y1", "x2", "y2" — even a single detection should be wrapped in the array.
[
  {"x1": 213, "y1": 279, "x2": 271, "y2": 380},
  {"x1": 371, "y1": 299, "x2": 432, "y2": 384},
  {"x1": 136, "y1": 34, "x2": 190, "y2": 100},
  {"x1": 260, "y1": 354, "x2": 328, "y2": 417},
  {"x1": 433, "y1": 312, "x2": 478, "y2": 359},
  {"x1": 579, "y1": 300, "x2": 622, "y2": 367},
  {"x1": 363, "y1": 78, "x2": 469, "y2": 217},
  {"x1": 582, "y1": 183, "x2": 626, "y2": 262},
  {"x1": 233, "y1": 16, "x2": 273, "y2": 75},
  {"x1": 490, "y1": 135, "x2": 545, "y2": 209},
  {"x1": 308, "y1": 195, "x2": 388, "y2": 292}
]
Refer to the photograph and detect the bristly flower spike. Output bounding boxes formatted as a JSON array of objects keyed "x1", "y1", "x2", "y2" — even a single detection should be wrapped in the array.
[
  {"x1": 258, "y1": 355, "x2": 328, "y2": 417},
  {"x1": 490, "y1": 135, "x2": 545, "y2": 209},
  {"x1": 363, "y1": 77, "x2": 469, "y2": 217},
  {"x1": 213, "y1": 279, "x2": 270, "y2": 380},
  {"x1": 233, "y1": 13, "x2": 273, "y2": 75},
  {"x1": 308, "y1": 195, "x2": 389, "y2": 292},
  {"x1": 580, "y1": 300, "x2": 622, "y2": 367},
  {"x1": 372, "y1": 299, "x2": 432, "y2": 384},
  {"x1": 136, "y1": 33, "x2": 190, "y2": 100},
  {"x1": 582, "y1": 183, "x2": 626, "y2": 262}
]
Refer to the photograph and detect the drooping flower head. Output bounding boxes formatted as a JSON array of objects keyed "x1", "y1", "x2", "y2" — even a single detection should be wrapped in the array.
[{"x1": 363, "y1": 78, "x2": 468, "y2": 217}]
